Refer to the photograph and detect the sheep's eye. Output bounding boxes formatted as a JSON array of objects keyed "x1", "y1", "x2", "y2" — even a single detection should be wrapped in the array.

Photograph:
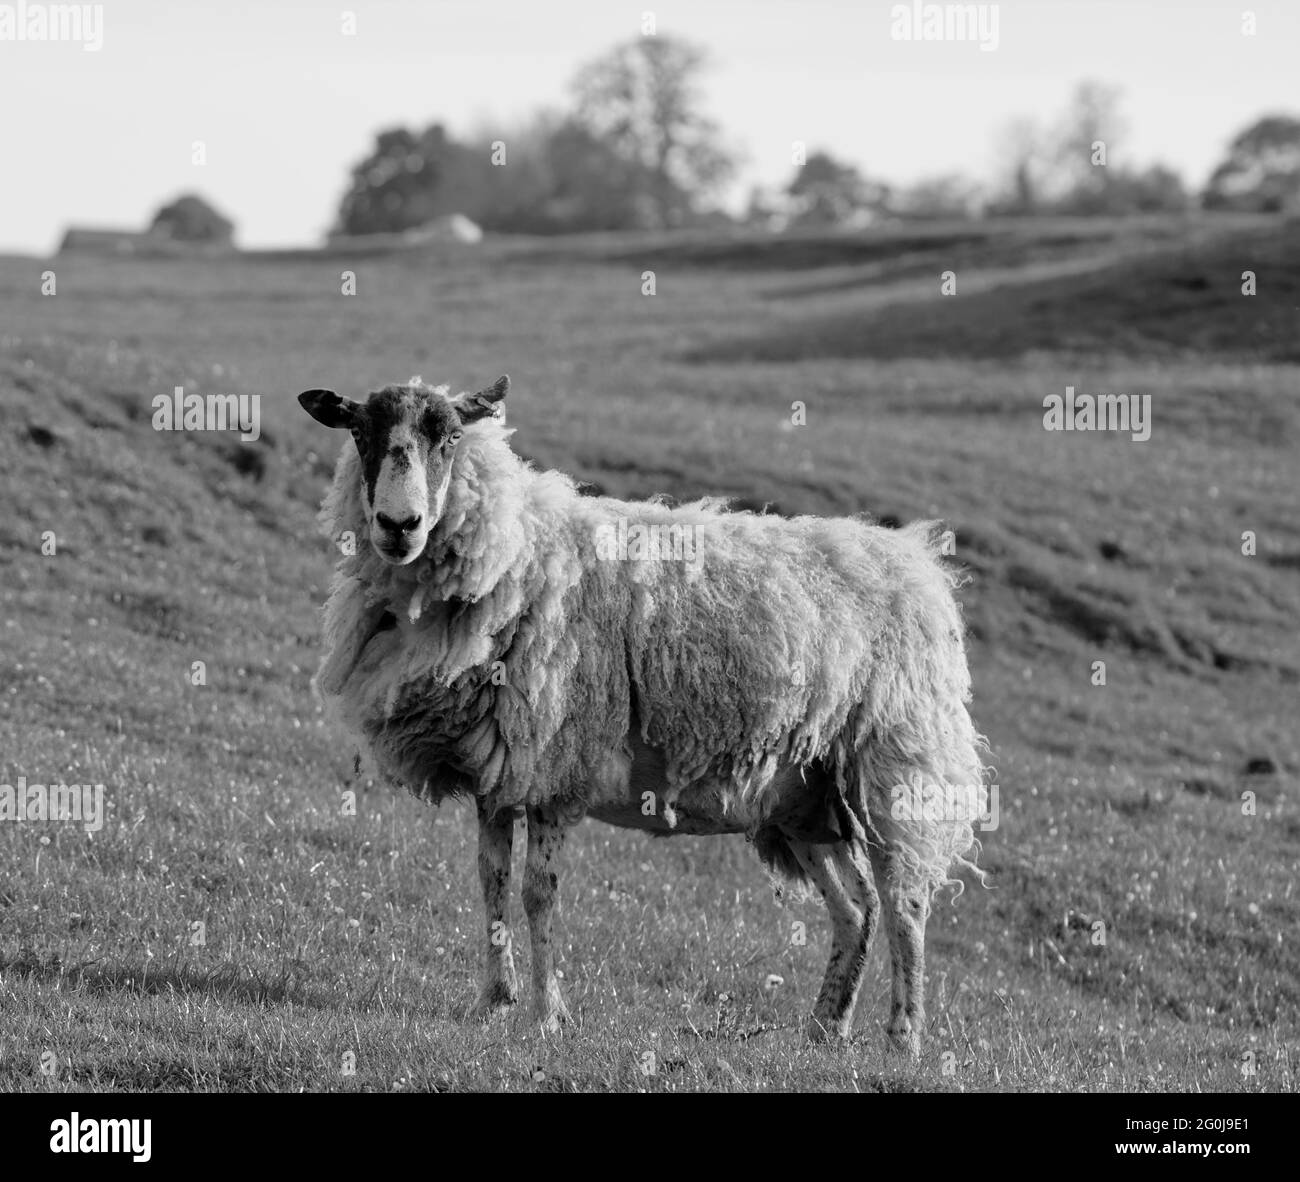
[{"x1": 449, "y1": 430, "x2": 463, "y2": 445}]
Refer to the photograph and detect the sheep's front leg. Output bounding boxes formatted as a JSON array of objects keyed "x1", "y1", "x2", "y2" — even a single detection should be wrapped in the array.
[
  {"x1": 470, "y1": 799, "x2": 519, "y2": 1020},
  {"x1": 523, "y1": 805, "x2": 571, "y2": 1033}
]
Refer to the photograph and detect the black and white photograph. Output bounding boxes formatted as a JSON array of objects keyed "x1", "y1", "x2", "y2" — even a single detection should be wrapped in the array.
[{"x1": 0, "y1": 0, "x2": 1295, "y2": 1135}]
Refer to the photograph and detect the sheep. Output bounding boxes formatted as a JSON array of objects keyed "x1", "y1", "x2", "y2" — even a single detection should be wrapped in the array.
[{"x1": 298, "y1": 375, "x2": 987, "y2": 1051}]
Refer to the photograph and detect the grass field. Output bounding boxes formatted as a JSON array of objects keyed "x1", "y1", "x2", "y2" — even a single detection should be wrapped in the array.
[{"x1": 1, "y1": 215, "x2": 1297, "y2": 1092}]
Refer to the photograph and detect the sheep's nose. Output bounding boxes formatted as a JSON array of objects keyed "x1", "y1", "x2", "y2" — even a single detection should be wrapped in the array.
[{"x1": 376, "y1": 512, "x2": 422, "y2": 534}]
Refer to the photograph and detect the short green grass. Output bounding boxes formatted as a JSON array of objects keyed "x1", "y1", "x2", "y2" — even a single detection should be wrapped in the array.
[{"x1": 1, "y1": 217, "x2": 1296, "y2": 1091}]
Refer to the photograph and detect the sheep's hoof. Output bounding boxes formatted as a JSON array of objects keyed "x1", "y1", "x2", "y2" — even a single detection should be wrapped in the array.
[
  {"x1": 536, "y1": 996, "x2": 572, "y2": 1035},
  {"x1": 470, "y1": 982, "x2": 518, "y2": 1021},
  {"x1": 805, "y1": 1016, "x2": 851, "y2": 1044},
  {"x1": 887, "y1": 1024, "x2": 922, "y2": 1059}
]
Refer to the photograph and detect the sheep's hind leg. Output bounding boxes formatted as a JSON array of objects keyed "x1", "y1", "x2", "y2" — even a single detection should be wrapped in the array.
[
  {"x1": 469, "y1": 799, "x2": 519, "y2": 1020},
  {"x1": 523, "y1": 805, "x2": 572, "y2": 1033},
  {"x1": 868, "y1": 841, "x2": 929, "y2": 1057},
  {"x1": 789, "y1": 838, "x2": 879, "y2": 1043}
]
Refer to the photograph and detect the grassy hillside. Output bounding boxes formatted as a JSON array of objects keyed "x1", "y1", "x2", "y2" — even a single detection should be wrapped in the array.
[{"x1": 1, "y1": 216, "x2": 1297, "y2": 1091}]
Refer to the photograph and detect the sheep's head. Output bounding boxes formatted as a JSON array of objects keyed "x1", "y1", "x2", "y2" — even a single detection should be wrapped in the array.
[{"x1": 298, "y1": 376, "x2": 509, "y2": 565}]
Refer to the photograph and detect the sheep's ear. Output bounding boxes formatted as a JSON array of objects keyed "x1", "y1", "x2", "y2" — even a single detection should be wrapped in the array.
[
  {"x1": 452, "y1": 375, "x2": 509, "y2": 424},
  {"x1": 298, "y1": 389, "x2": 361, "y2": 429}
]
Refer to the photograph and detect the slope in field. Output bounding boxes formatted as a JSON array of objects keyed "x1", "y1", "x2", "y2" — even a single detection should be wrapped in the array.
[{"x1": 688, "y1": 223, "x2": 1300, "y2": 364}]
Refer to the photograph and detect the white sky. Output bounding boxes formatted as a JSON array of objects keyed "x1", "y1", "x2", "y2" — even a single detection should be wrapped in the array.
[{"x1": 0, "y1": 0, "x2": 1295, "y2": 253}]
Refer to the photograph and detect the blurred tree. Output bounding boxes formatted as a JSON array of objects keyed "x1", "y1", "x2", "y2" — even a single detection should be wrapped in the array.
[
  {"x1": 335, "y1": 115, "x2": 666, "y2": 236},
  {"x1": 1117, "y1": 164, "x2": 1190, "y2": 213},
  {"x1": 149, "y1": 193, "x2": 235, "y2": 244},
  {"x1": 990, "y1": 84, "x2": 1188, "y2": 217},
  {"x1": 742, "y1": 183, "x2": 784, "y2": 229},
  {"x1": 1051, "y1": 81, "x2": 1127, "y2": 207},
  {"x1": 895, "y1": 173, "x2": 985, "y2": 219},
  {"x1": 537, "y1": 118, "x2": 659, "y2": 231},
  {"x1": 989, "y1": 117, "x2": 1046, "y2": 214},
  {"x1": 1203, "y1": 115, "x2": 1300, "y2": 211},
  {"x1": 1058, "y1": 162, "x2": 1190, "y2": 215},
  {"x1": 460, "y1": 113, "x2": 656, "y2": 233},
  {"x1": 459, "y1": 114, "x2": 558, "y2": 233},
  {"x1": 786, "y1": 150, "x2": 889, "y2": 226},
  {"x1": 334, "y1": 125, "x2": 486, "y2": 236},
  {"x1": 570, "y1": 34, "x2": 737, "y2": 228}
]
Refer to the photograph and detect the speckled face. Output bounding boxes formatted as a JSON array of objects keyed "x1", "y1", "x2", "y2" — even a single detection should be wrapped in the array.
[
  {"x1": 298, "y1": 384, "x2": 462, "y2": 565},
  {"x1": 349, "y1": 386, "x2": 462, "y2": 564},
  {"x1": 299, "y1": 376, "x2": 509, "y2": 565}
]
